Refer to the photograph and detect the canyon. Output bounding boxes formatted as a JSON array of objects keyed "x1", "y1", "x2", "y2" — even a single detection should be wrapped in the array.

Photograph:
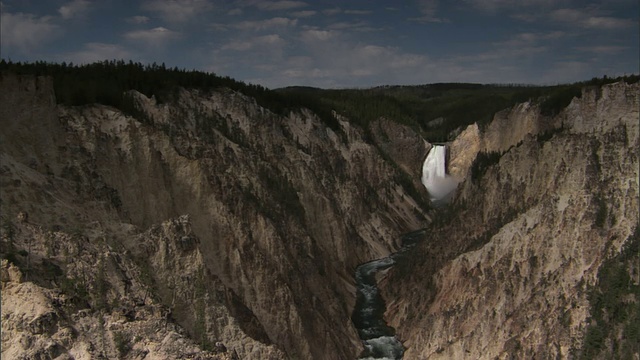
[
  {"x1": 384, "y1": 81, "x2": 639, "y2": 359},
  {"x1": 1, "y1": 72, "x2": 638, "y2": 359}
]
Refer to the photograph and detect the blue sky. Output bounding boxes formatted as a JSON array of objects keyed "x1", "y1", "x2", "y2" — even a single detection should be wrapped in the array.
[{"x1": 1, "y1": 0, "x2": 638, "y2": 88}]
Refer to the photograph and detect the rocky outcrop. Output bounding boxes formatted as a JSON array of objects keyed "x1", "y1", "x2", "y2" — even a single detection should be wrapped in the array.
[
  {"x1": 0, "y1": 223, "x2": 237, "y2": 360},
  {"x1": 370, "y1": 118, "x2": 431, "y2": 179},
  {"x1": 383, "y1": 81, "x2": 639, "y2": 359},
  {"x1": 448, "y1": 100, "x2": 559, "y2": 181},
  {"x1": 447, "y1": 123, "x2": 480, "y2": 181},
  {"x1": 5, "y1": 71, "x2": 634, "y2": 360},
  {"x1": 370, "y1": 117, "x2": 433, "y2": 207},
  {"x1": 480, "y1": 101, "x2": 556, "y2": 154},
  {"x1": 126, "y1": 215, "x2": 284, "y2": 359},
  {"x1": 0, "y1": 74, "x2": 430, "y2": 359}
]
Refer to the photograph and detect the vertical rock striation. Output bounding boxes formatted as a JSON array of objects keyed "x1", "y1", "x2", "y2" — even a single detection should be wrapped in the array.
[
  {"x1": 0, "y1": 74, "x2": 430, "y2": 359},
  {"x1": 383, "y1": 81, "x2": 639, "y2": 359}
]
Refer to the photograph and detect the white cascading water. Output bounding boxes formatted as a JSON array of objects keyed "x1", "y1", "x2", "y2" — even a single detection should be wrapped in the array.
[
  {"x1": 421, "y1": 145, "x2": 458, "y2": 202},
  {"x1": 350, "y1": 148, "x2": 457, "y2": 359}
]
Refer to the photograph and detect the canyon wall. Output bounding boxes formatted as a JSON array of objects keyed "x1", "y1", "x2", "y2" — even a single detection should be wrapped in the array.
[
  {"x1": 3, "y1": 73, "x2": 636, "y2": 359},
  {"x1": 384, "y1": 81, "x2": 639, "y2": 359},
  {"x1": 0, "y1": 74, "x2": 430, "y2": 359}
]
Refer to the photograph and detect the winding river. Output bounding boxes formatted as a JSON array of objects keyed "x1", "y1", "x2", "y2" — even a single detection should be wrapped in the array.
[
  {"x1": 351, "y1": 144, "x2": 448, "y2": 358},
  {"x1": 351, "y1": 230, "x2": 425, "y2": 359}
]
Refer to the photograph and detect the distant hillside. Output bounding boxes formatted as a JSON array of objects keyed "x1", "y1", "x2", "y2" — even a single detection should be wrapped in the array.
[
  {"x1": 279, "y1": 76, "x2": 639, "y2": 142},
  {"x1": 0, "y1": 60, "x2": 341, "y2": 131},
  {"x1": 2, "y1": 60, "x2": 637, "y2": 143}
]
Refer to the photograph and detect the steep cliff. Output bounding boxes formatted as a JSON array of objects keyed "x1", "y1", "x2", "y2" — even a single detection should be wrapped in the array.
[
  {"x1": 383, "y1": 81, "x2": 639, "y2": 359},
  {"x1": 0, "y1": 73, "x2": 430, "y2": 359},
  {"x1": 0, "y1": 219, "x2": 254, "y2": 360},
  {"x1": 2, "y1": 71, "x2": 637, "y2": 360}
]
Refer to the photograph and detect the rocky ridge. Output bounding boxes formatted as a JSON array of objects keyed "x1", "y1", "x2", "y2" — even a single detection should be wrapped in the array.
[
  {"x1": 2, "y1": 72, "x2": 637, "y2": 359},
  {"x1": 0, "y1": 73, "x2": 430, "y2": 359},
  {"x1": 383, "y1": 81, "x2": 639, "y2": 359},
  {"x1": 1, "y1": 219, "x2": 246, "y2": 360}
]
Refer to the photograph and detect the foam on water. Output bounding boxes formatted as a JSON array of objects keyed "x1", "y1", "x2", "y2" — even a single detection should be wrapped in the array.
[
  {"x1": 353, "y1": 257, "x2": 405, "y2": 359},
  {"x1": 362, "y1": 336, "x2": 404, "y2": 359},
  {"x1": 351, "y1": 221, "x2": 427, "y2": 359}
]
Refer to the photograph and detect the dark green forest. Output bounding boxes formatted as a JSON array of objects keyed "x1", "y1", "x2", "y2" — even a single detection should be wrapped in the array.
[
  {"x1": 0, "y1": 59, "x2": 340, "y2": 130},
  {"x1": 278, "y1": 74, "x2": 638, "y2": 142},
  {"x1": 2, "y1": 60, "x2": 637, "y2": 142}
]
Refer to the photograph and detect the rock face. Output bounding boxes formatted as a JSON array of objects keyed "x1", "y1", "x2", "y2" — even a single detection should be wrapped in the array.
[
  {"x1": 383, "y1": 81, "x2": 639, "y2": 359},
  {"x1": 0, "y1": 74, "x2": 430, "y2": 359},
  {"x1": 3, "y1": 72, "x2": 637, "y2": 360},
  {"x1": 448, "y1": 100, "x2": 557, "y2": 181},
  {"x1": 370, "y1": 117, "x2": 431, "y2": 179},
  {"x1": 0, "y1": 226, "x2": 238, "y2": 360},
  {"x1": 370, "y1": 117, "x2": 433, "y2": 206},
  {"x1": 447, "y1": 123, "x2": 480, "y2": 181}
]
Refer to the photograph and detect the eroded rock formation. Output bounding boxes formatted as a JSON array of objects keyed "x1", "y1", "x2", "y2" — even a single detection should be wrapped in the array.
[
  {"x1": 383, "y1": 81, "x2": 639, "y2": 359},
  {"x1": 0, "y1": 74, "x2": 430, "y2": 359},
  {"x1": 2, "y1": 73, "x2": 637, "y2": 359}
]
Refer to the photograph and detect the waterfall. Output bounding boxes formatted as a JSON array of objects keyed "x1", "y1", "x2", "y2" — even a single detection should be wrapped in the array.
[
  {"x1": 349, "y1": 146, "x2": 457, "y2": 358},
  {"x1": 421, "y1": 145, "x2": 458, "y2": 202}
]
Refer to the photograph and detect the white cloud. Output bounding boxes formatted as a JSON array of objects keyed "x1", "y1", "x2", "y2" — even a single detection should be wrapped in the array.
[
  {"x1": 574, "y1": 45, "x2": 628, "y2": 54},
  {"x1": 61, "y1": 42, "x2": 132, "y2": 63},
  {"x1": 235, "y1": 17, "x2": 297, "y2": 31},
  {"x1": 327, "y1": 21, "x2": 366, "y2": 30},
  {"x1": 127, "y1": 15, "x2": 150, "y2": 24},
  {"x1": 284, "y1": 31, "x2": 433, "y2": 86},
  {"x1": 437, "y1": 30, "x2": 576, "y2": 84},
  {"x1": 220, "y1": 42, "x2": 252, "y2": 51},
  {"x1": 254, "y1": 1, "x2": 307, "y2": 11},
  {"x1": 409, "y1": 15, "x2": 448, "y2": 23},
  {"x1": 124, "y1": 27, "x2": 180, "y2": 46},
  {"x1": 583, "y1": 16, "x2": 633, "y2": 29},
  {"x1": 322, "y1": 7, "x2": 342, "y2": 15},
  {"x1": 416, "y1": 0, "x2": 438, "y2": 17},
  {"x1": 550, "y1": 8, "x2": 634, "y2": 29},
  {"x1": 496, "y1": 31, "x2": 565, "y2": 47},
  {"x1": 142, "y1": 0, "x2": 213, "y2": 22},
  {"x1": 470, "y1": 2, "x2": 634, "y2": 31},
  {"x1": 465, "y1": 0, "x2": 559, "y2": 12},
  {"x1": 274, "y1": 27, "x2": 575, "y2": 87},
  {"x1": 410, "y1": 0, "x2": 448, "y2": 23},
  {"x1": 207, "y1": 1, "x2": 636, "y2": 88},
  {"x1": 209, "y1": 23, "x2": 229, "y2": 31},
  {"x1": 256, "y1": 34, "x2": 285, "y2": 45},
  {"x1": 58, "y1": 0, "x2": 91, "y2": 20},
  {"x1": 208, "y1": 31, "x2": 289, "y2": 81},
  {"x1": 0, "y1": 11, "x2": 59, "y2": 52},
  {"x1": 300, "y1": 29, "x2": 335, "y2": 42},
  {"x1": 344, "y1": 9, "x2": 372, "y2": 15},
  {"x1": 210, "y1": 28, "x2": 430, "y2": 88},
  {"x1": 449, "y1": 31, "x2": 562, "y2": 66},
  {"x1": 324, "y1": 21, "x2": 381, "y2": 32},
  {"x1": 537, "y1": 60, "x2": 591, "y2": 84},
  {"x1": 221, "y1": 34, "x2": 285, "y2": 51},
  {"x1": 290, "y1": 10, "x2": 316, "y2": 17}
]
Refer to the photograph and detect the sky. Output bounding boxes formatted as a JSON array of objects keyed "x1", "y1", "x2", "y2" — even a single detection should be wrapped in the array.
[{"x1": 1, "y1": 0, "x2": 638, "y2": 88}]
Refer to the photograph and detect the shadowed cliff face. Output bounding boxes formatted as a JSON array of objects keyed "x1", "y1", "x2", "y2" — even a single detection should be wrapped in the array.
[
  {"x1": 4, "y1": 73, "x2": 635, "y2": 360},
  {"x1": 0, "y1": 74, "x2": 430, "y2": 359},
  {"x1": 383, "y1": 82, "x2": 639, "y2": 359}
]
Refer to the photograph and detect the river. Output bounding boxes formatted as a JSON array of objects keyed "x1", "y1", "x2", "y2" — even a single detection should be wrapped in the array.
[{"x1": 351, "y1": 230, "x2": 425, "y2": 359}]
